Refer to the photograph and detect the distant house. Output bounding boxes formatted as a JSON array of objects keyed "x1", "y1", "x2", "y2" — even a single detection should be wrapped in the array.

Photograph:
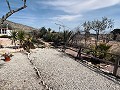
[
  {"x1": 0, "y1": 28, "x2": 12, "y2": 36},
  {"x1": 0, "y1": 23, "x2": 12, "y2": 36},
  {"x1": 110, "y1": 29, "x2": 120, "y2": 41}
]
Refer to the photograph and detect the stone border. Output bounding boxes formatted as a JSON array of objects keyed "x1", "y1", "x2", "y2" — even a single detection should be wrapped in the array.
[{"x1": 27, "y1": 52, "x2": 53, "y2": 90}]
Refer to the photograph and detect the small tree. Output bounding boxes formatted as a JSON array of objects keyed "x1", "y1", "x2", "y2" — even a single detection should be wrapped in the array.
[
  {"x1": 39, "y1": 27, "x2": 47, "y2": 38},
  {"x1": 86, "y1": 17, "x2": 113, "y2": 47},
  {"x1": 82, "y1": 21, "x2": 91, "y2": 47},
  {"x1": 48, "y1": 28, "x2": 52, "y2": 33}
]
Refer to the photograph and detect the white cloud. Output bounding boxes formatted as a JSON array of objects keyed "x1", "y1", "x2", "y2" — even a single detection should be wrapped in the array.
[
  {"x1": 50, "y1": 14, "x2": 82, "y2": 21},
  {"x1": 39, "y1": 0, "x2": 120, "y2": 14}
]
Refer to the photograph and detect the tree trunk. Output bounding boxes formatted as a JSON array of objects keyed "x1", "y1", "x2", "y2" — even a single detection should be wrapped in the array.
[
  {"x1": 85, "y1": 38, "x2": 87, "y2": 47},
  {"x1": 95, "y1": 30, "x2": 99, "y2": 48}
]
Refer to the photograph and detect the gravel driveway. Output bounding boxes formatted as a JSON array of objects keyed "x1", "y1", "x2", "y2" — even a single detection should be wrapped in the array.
[
  {"x1": 30, "y1": 48, "x2": 120, "y2": 90},
  {"x1": 0, "y1": 53, "x2": 44, "y2": 90},
  {"x1": 0, "y1": 48, "x2": 120, "y2": 90}
]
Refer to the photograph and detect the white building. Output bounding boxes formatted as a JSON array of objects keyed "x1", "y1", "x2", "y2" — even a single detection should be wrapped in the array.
[{"x1": 0, "y1": 28, "x2": 12, "y2": 36}]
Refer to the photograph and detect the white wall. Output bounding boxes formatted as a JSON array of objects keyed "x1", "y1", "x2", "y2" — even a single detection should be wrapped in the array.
[
  {"x1": 0, "y1": 29, "x2": 12, "y2": 36},
  {"x1": 7, "y1": 30, "x2": 12, "y2": 36}
]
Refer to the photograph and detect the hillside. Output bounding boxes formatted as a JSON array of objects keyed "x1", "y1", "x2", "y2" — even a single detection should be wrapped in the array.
[{"x1": 0, "y1": 19, "x2": 37, "y2": 32}]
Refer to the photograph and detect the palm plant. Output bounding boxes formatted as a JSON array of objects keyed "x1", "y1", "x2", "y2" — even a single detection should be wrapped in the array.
[
  {"x1": 17, "y1": 30, "x2": 25, "y2": 47},
  {"x1": 10, "y1": 30, "x2": 17, "y2": 46}
]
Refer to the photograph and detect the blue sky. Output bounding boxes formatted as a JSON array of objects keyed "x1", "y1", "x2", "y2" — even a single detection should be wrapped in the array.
[{"x1": 0, "y1": 0, "x2": 120, "y2": 32}]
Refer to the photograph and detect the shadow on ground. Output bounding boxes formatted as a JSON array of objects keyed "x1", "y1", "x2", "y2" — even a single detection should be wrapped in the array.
[{"x1": 0, "y1": 63, "x2": 5, "y2": 69}]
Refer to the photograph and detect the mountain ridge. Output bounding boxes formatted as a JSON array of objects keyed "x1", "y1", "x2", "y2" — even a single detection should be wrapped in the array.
[{"x1": 0, "y1": 18, "x2": 37, "y2": 31}]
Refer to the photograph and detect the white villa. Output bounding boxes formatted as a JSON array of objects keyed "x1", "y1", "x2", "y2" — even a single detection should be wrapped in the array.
[{"x1": 0, "y1": 28, "x2": 12, "y2": 36}]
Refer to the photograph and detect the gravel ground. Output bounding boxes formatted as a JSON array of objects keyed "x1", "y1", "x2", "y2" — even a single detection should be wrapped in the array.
[
  {"x1": 0, "y1": 53, "x2": 44, "y2": 90},
  {"x1": 29, "y1": 48, "x2": 120, "y2": 90},
  {"x1": 0, "y1": 48, "x2": 120, "y2": 90}
]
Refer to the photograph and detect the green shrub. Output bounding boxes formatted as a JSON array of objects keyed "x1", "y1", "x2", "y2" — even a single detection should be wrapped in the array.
[
  {"x1": 31, "y1": 38, "x2": 38, "y2": 43},
  {"x1": 97, "y1": 43, "x2": 111, "y2": 52},
  {"x1": 97, "y1": 43, "x2": 111, "y2": 59},
  {"x1": 87, "y1": 43, "x2": 111, "y2": 59}
]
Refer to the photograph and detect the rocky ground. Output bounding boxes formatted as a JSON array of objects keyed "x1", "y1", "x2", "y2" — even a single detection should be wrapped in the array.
[{"x1": 0, "y1": 48, "x2": 120, "y2": 90}]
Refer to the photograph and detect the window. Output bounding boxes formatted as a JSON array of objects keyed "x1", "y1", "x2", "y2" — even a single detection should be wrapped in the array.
[{"x1": 2, "y1": 29, "x2": 4, "y2": 34}]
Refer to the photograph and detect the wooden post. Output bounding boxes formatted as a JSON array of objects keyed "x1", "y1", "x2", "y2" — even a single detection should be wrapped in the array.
[
  {"x1": 76, "y1": 47, "x2": 82, "y2": 60},
  {"x1": 113, "y1": 56, "x2": 120, "y2": 76}
]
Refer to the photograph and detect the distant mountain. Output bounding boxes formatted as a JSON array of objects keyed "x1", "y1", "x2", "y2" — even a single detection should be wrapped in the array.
[{"x1": 0, "y1": 19, "x2": 37, "y2": 32}]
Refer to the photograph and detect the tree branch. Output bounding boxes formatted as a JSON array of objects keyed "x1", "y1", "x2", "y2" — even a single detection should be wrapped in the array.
[
  {"x1": 0, "y1": 0, "x2": 27, "y2": 25},
  {"x1": 22, "y1": 0, "x2": 26, "y2": 7},
  {"x1": 6, "y1": 0, "x2": 12, "y2": 12}
]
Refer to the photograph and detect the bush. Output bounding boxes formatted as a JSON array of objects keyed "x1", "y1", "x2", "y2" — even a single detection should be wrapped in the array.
[
  {"x1": 86, "y1": 43, "x2": 111, "y2": 59},
  {"x1": 97, "y1": 43, "x2": 111, "y2": 59},
  {"x1": 43, "y1": 33, "x2": 53, "y2": 42},
  {"x1": 31, "y1": 38, "x2": 39, "y2": 43},
  {"x1": 97, "y1": 43, "x2": 111, "y2": 52}
]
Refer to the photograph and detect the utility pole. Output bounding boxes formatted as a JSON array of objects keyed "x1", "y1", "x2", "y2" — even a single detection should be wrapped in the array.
[
  {"x1": 55, "y1": 23, "x2": 71, "y2": 32},
  {"x1": 55, "y1": 23, "x2": 66, "y2": 32}
]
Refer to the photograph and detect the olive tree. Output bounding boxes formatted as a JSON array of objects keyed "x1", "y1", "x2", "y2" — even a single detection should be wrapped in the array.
[{"x1": 85, "y1": 17, "x2": 113, "y2": 47}]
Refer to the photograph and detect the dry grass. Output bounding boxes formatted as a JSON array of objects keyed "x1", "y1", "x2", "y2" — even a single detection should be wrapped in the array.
[{"x1": 107, "y1": 41, "x2": 120, "y2": 55}]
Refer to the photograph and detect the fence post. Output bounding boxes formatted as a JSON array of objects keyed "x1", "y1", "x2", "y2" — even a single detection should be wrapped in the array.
[
  {"x1": 113, "y1": 56, "x2": 120, "y2": 76},
  {"x1": 76, "y1": 47, "x2": 82, "y2": 60}
]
